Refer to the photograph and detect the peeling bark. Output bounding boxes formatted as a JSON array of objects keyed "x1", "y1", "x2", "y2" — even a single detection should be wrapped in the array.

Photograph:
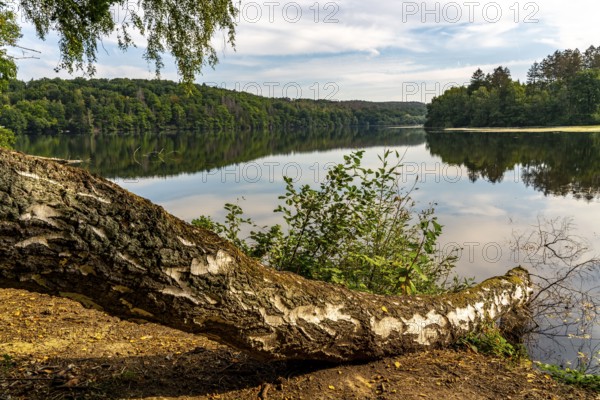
[{"x1": 0, "y1": 149, "x2": 533, "y2": 361}]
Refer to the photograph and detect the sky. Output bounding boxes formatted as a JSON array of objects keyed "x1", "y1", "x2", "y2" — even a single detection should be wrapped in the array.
[{"x1": 8, "y1": 0, "x2": 600, "y2": 102}]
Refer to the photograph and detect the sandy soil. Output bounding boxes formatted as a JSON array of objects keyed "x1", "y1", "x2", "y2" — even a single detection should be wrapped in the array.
[{"x1": 0, "y1": 288, "x2": 597, "y2": 400}]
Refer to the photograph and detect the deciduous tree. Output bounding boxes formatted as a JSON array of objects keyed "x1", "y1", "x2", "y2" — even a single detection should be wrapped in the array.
[{"x1": 2, "y1": 0, "x2": 238, "y2": 83}]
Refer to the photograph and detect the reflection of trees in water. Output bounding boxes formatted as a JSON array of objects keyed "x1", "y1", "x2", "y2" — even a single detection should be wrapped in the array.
[
  {"x1": 511, "y1": 217, "x2": 600, "y2": 373},
  {"x1": 15, "y1": 127, "x2": 426, "y2": 179},
  {"x1": 426, "y1": 130, "x2": 600, "y2": 201},
  {"x1": 18, "y1": 128, "x2": 599, "y2": 201},
  {"x1": 521, "y1": 165, "x2": 600, "y2": 201}
]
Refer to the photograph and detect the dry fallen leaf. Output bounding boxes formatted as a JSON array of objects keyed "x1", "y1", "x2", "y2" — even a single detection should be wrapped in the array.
[{"x1": 62, "y1": 377, "x2": 80, "y2": 388}]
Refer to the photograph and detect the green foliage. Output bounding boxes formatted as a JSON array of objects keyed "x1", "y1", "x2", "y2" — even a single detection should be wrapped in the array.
[
  {"x1": 4, "y1": 0, "x2": 236, "y2": 83},
  {"x1": 0, "y1": 126, "x2": 14, "y2": 148},
  {"x1": 536, "y1": 362, "x2": 600, "y2": 392},
  {"x1": 425, "y1": 86, "x2": 471, "y2": 128},
  {"x1": 1, "y1": 353, "x2": 14, "y2": 372},
  {"x1": 425, "y1": 45, "x2": 600, "y2": 128},
  {"x1": 0, "y1": 78, "x2": 426, "y2": 135},
  {"x1": 193, "y1": 203, "x2": 253, "y2": 253},
  {"x1": 194, "y1": 150, "x2": 459, "y2": 295},
  {"x1": 0, "y1": 8, "x2": 20, "y2": 89},
  {"x1": 118, "y1": 369, "x2": 138, "y2": 382},
  {"x1": 460, "y1": 323, "x2": 527, "y2": 360}
]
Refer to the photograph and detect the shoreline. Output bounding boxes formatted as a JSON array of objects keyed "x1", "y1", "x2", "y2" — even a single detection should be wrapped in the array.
[{"x1": 444, "y1": 125, "x2": 600, "y2": 133}]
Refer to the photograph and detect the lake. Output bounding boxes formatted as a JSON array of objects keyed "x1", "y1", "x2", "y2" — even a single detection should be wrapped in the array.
[{"x1": 14, "y1": 127, "x2": 600, "y2": 369}]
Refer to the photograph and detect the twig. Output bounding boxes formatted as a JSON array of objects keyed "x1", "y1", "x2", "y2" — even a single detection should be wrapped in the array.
[
  {"x1": 30, "y1": 155, "x2": 86, "y2": 165},
  {"x1": 0, "y1": 377, "x2": 54, "y2": 381},
  {"x1": 259, "y1": 382, "x2": 271, "y2": 400}
]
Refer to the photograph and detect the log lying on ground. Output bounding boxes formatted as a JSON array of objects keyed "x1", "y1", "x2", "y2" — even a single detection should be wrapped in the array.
[{"x1": 0, "y1": 149, "x2": 533, "y2": 362}]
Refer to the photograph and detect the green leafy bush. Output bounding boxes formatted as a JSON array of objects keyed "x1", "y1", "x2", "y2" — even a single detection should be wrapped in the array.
[
  {"x1": 0, "y1": 126, "x2": 15, "y2": 149},
  {"x1": 536, "y1": 362, "x2": 600, "y2": 392},
  {"x1": 459, "y1": 323, "x2": 527, "y2": 360},
  {"x1": 193, "y1": 150, "x2": 461, "y2": 295}
]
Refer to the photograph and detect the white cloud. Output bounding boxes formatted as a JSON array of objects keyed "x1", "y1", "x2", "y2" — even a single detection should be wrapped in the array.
[
  {"x1": 531, "y1": 0, "x2": 600, "y2": 49},
  {"x1": 10, "y1": 0, "x2": 600, "y2": 101}
]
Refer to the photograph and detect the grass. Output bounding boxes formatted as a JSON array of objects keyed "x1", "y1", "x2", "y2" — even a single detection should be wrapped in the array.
[
  {"x1": 536, "y1": 362, "x2": 600, "y2": 393},
  {"x1": 458, "y1": 324, "x2": 527, "y2": 361}
]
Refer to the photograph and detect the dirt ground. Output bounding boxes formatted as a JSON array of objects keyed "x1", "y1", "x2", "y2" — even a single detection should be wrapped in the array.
[{"x1": 0, "y1": 288, "x2": 596, "y2": 400}]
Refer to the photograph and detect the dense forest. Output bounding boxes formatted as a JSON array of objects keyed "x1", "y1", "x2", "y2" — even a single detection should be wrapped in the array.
[
  {"x1": 0, "y1": 78, "x2": 426, "y2": 135},
  {"x1": 425, "y1": 45, "x2": 600, "y2": 128}
]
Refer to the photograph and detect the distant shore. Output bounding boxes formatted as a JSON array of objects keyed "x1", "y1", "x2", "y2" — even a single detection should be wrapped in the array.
[{"x1": 444, "y1": 125, "x2": 600, "y2": 133}]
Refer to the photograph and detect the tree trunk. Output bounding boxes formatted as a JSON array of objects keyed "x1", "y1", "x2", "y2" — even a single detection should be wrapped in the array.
[{"x1": 0, "y1": 149, "x2": 533, "y2": 362}]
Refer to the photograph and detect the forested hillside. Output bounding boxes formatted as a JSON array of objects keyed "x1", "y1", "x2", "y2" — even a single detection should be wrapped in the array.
[
  {"x1": 0, "y1": 78, "x2": 425, "y2": 134},
  {"x1": 425, "y1": 45, "x2": 600, "y2": 128}
]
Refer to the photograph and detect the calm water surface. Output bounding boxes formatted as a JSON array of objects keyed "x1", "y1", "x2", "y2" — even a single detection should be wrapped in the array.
[{"x1": 15, "y1": 127, "x2": 600, "y2": 368}]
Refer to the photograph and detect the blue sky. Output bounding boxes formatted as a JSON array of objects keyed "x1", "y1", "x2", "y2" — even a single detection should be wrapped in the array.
[{"x1": 9, "y1": 0, "x2": 600, "y2": 102}]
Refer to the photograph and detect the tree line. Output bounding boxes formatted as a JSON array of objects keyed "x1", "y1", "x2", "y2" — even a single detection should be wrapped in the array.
[
  {"x1": 0, "y1": 78, "x2": 425, "y2": 135},
  {"x1": 425, "y1": 45, "x2": 600, "y2": 127}
]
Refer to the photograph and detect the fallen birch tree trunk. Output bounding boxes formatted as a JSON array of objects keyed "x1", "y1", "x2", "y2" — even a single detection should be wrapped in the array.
[{"x1": 0, "y1": 149, "x2": 533, "y2": 362}]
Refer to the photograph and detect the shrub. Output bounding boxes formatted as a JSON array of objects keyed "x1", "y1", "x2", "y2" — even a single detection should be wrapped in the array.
[
  {"x1": 460, "y1": 322, "x2": 527, "y2": 360},
  {"x1": 193, "y1": 150, "x2": 461, "y2": 295},
  {"x1": 0, "y1": 126, "x2": 15, "y2": 149}
]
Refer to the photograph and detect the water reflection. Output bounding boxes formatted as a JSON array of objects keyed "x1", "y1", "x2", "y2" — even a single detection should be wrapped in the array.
[
  {"x1": 426, "y1": 130, "x2": 600, "y2": 201},
  {"x1": 16, "y1": 128, "x2": 600, "y2": 202},
  {"x1": 15, "y1": 127, "x2": 426, "y2": 179}
]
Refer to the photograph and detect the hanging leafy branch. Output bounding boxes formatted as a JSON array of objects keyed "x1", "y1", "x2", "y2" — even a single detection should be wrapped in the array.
[
  {"x1": 2, "y1": 0, "x2": 238, "y2": 83},
  {"x1": 0, "y1": 7, "x2": 20, "y2": 86}
]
